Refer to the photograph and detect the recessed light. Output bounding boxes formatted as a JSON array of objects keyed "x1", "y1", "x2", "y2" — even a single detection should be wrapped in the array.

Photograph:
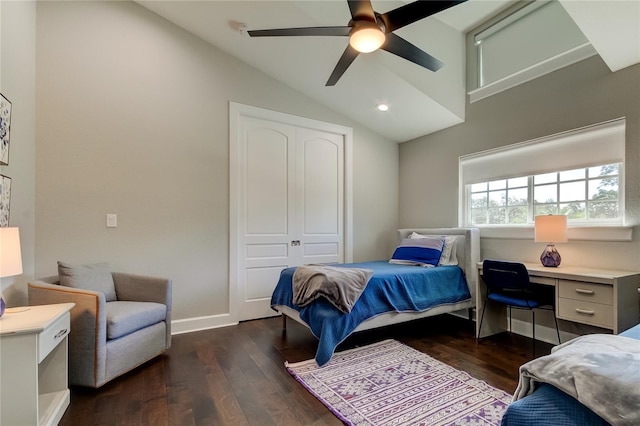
[{"x1": 376, "y1": 104, "x2": 389, "y2": 112}]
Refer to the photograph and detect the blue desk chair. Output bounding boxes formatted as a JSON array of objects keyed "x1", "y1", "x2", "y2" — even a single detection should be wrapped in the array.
[{"x1": 478, "y1": 260, "x2": 561, "y2": 355}]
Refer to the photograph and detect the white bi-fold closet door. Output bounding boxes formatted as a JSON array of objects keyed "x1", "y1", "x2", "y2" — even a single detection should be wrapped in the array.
[{"x1": 230, "y1": 103, "x2": 353, "y2": 322}]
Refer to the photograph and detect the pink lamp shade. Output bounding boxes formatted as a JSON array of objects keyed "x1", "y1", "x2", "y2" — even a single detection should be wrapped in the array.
[
  {"x1": 1, "y1": 227, "x2": 23, "y2": 317},
  {"x1": 534, "y1": 215, "x2": 567, "y2": 267}
]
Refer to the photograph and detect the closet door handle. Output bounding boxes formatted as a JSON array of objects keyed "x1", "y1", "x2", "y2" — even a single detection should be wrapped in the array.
[{"x1": 291, "y1": 240, "x2": 300, "y2": 246}]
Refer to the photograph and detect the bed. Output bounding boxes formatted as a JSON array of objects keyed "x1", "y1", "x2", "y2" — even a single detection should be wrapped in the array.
[
  {"x1": 501, "y1": 323, "x2": 640, "y2": 426},
  {"x1": 270, "y1": 228, "x2": 480, "y2": 366}
]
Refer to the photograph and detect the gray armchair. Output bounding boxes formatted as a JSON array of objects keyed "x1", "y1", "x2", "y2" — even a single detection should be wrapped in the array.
[{"x1": 28, "y1": 267, "x2": 172, "y2": 388}]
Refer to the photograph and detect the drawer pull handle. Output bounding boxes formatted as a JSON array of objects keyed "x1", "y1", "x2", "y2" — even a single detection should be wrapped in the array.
[
  {"x1": 575, "y1": 288, "x2": 595, "y2": 295},
  {"x1": 54, "y1": 329, "x2": 68, "y2": 339},
  {"x1": 575, "y1": 308, "x2": 595, "y2": 316}
]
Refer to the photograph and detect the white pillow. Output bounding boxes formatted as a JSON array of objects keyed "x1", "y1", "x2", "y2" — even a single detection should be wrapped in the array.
[{"x1": 409, "y1": 232, "x2": 459, "y2": 266}]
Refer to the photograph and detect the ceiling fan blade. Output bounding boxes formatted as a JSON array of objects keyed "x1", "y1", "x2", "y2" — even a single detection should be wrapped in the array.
[
  {"x1": 347, "y1": 0, "x2": 376, "y2": 22},
  {"x1": 381, "y1": 33, "x2": 443, "y2": 72},
  {"x1": 380, "y1": 0, "x2": 468, "y2": 33},
  {"x1": 326, "y1": 45, "x2": 360, "y2": 86},
  {"x1": 248, "y1": 26, "x2": 350, "y2": 37}
]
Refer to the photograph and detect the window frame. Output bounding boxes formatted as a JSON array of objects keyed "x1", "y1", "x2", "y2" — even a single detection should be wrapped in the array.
[{"x1": 465, "y1": 163, "x2": 624, "y2": 227}]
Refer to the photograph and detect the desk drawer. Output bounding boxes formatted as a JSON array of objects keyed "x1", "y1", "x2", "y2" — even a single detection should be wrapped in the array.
[
  {"x1": 38, "y1": 311, "x2": 70, "y2": 363},
  {"x1": 558, "y1": 298, "x2": 614, "y2": 328},
  {"x1": 558, "y1": 280, "x2": 613, "y2": 305},
  {"x1": 530, "y1": 276, "x2": 555, "y2": 286}
]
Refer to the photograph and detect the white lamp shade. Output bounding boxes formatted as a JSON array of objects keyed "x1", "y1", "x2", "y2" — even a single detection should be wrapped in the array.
[
  {"x1": 534, "y1": 215, "x2": 568, "y2": 243},
  {"x1": 0, "y1": 227, "x2": 23, "y2": 277}
]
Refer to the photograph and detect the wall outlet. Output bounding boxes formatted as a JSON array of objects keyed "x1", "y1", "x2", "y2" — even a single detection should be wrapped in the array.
[{"x1": 106, "y1": 214, "x2": 117, "y2": 228}]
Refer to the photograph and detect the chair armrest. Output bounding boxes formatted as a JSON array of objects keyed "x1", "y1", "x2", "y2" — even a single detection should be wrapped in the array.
[
  {"x1": 28, "y1": 280, "x2": 108, "y2": 386},
  {"x1": 28, "y1": 280, "x2": 106, "y2": 313},
  {"x1": 112, "y1": 273, "x2": 172, "y2": 347},
  {"x1": 28, "y1": 281, "x2": 108, "y2": 335}
]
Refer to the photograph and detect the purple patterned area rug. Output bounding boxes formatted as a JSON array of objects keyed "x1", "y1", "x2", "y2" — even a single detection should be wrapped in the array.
[{"x1": 286, "y1": 339, "x2": 512, "y2": 426}]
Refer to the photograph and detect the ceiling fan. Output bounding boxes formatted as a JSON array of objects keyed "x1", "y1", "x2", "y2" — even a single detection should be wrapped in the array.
[{"x1": 247, "y1": 0, "x2": 468, "y2": 86}]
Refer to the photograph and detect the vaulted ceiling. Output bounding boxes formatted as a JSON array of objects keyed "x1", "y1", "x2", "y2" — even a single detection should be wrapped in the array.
[{"x1": 137, "y1": 1, "x2": 640, "y2": 142}]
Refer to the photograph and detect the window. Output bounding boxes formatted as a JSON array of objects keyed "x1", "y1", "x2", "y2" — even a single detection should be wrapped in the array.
[
  {"x1": 459, "y1": 118, "x2": 625, "y2": 228},
  {"x1": 468, "y1": 0, "x2": 597, "y2": 102},
  {"x1": 469, "y1": 163, "x2": 621, "y2": 226},
  {"x1": 470, "y1": 177, "x2": 528, "y2": 225}
]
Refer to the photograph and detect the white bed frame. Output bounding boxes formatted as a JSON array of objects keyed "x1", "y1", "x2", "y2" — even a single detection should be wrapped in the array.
[{"x1": 274, "y1": 227, "x2": 480, "y2": 333}]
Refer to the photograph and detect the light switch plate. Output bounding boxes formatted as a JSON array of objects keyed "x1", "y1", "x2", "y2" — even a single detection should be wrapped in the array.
[{"x1": 106, "y1": 214, "x2": 117, "y2": 228}]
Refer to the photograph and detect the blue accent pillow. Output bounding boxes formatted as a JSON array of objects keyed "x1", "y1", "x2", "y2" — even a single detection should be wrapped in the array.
[{"x1": 389, "y1": 236, "x2": 445, "y2": 267}]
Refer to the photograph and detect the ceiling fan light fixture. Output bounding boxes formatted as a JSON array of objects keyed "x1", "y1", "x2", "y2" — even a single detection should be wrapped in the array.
[
  {"x1": 248, "y1": 0, "x2": 466, "y2": 86},
  {"x1": 349, "y1": 23, "x2": 385, "y2": 53}
]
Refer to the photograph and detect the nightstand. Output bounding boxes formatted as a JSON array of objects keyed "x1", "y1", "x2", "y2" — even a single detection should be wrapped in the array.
[{"x1": 0, "y1": 303, "x2": 75, "y2": 425}]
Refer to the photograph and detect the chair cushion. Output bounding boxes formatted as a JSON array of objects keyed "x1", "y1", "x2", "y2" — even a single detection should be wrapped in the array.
[
  {"x1": 106, "y1": 301, "x2": 166, "y2": 340},
  {"x1": 488, "y1": 292, "x2": 540, "y2": 309},
  {"x1": 58, "y1": 261, "x2": 117, "y2": 302}
]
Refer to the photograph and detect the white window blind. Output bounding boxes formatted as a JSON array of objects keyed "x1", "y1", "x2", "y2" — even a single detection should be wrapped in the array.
[
  {"x1": 459, "y1": 118, "x2": 625, "y2": 186},
  {"x1": 474, "y1": 1, "x2": 589, "y2": 87}
]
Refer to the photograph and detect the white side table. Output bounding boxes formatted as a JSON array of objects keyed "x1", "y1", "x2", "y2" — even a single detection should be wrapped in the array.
[{"x1": 0, "y1": 303, "x2": 75, "y2": 425}]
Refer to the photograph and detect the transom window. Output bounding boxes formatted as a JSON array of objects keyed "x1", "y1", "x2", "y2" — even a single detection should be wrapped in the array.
[{"x1": 468, "y1": 163, "x2": 621, "y2": 225}]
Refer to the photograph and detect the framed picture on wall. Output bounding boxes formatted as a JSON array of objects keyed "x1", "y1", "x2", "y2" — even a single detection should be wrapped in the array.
[
  {"x1": 0, "y1": 175, "x2": 11, "y2": 227},
  {"x1": 1, "y1": 93, "x2": 12, "y2": 166}
]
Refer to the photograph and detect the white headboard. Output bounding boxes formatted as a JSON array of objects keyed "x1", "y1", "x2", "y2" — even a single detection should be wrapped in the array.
[{"x1": 396, "y1": 228, "x2": 480, "y2": 306}]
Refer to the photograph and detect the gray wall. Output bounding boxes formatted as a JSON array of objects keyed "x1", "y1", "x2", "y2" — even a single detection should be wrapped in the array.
[
  {"x1": 400, "y1": 55, "x2": 640, "y2": 336},
  {"x1": 0, "y1": 1, "x2": 36, "y2": 306},
  {"x1": 31, "y1": 1, "x2": 398, "y2": 323}
]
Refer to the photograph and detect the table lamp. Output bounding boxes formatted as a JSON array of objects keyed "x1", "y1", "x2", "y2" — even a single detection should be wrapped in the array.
[
  {"x1": 534, "y1": 215, "x2": 567, "y2": 267},
  {"x1": 0, "y1": 227, "x2": 23, "y2": 317}
]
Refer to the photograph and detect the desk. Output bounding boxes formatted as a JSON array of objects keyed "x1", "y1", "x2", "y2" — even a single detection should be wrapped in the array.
[
  {"x1": 476, "y1": 262, "x2": 640, "y2": 339},
  {"x1": 0, "y1": 303, "x2": 74, "y2": 425}
]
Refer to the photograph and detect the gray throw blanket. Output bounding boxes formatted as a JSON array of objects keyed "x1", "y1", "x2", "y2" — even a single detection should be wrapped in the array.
[
  {"x1": 513, "y1": 334, "x2": 640, "y2": 425},
  {"x1": 292, "y1": 265, "x2": 373, "y2": 314}
]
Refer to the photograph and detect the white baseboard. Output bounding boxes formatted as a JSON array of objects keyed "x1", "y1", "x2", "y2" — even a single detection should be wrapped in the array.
[
  {"x1": 510, "y1": 318, "x2": 578, "y2": 345},
  {"x1": 448, "y1": 309, "x2": 472, "y2": 320},
  {"x1": 450, "y1": 310, "x2": 576, "y2": 345},
  {"x1": 171, "y1": 313, "x2": 237, "y2": 335},
  {"x1": 170, "y1": 311, "x2": 581, "y2": 346}
]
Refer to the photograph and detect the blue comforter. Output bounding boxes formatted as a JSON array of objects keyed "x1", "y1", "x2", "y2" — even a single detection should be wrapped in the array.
[{"x1": 270, "y1": 261, "x2": 471, "y2": 365}]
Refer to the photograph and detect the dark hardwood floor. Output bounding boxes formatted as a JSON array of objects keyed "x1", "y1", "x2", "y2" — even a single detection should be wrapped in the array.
[{"x1": 59, "y1": 314, "x2": 553, "y2": 426}]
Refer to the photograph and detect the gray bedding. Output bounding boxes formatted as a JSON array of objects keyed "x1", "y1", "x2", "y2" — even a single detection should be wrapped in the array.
[
  {"x1": 513, "y1": 334, "x2": 640, "y2": 425},
  {"x1": 292, "y1": 265, "x2": 373, "y2": 313}
]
